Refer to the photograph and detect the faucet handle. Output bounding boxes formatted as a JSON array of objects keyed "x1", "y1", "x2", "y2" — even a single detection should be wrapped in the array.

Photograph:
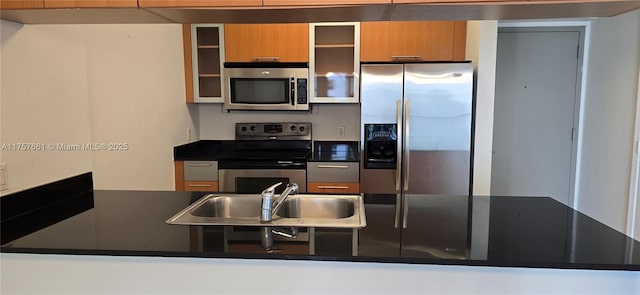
[{"x1": 261, "y1": 182, "x2": 282, "y2": 198}]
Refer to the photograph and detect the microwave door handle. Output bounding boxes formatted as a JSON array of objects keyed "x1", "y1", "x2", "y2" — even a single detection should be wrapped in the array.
[{"x1": 291, "y1": 80, "x2": 296, "y2": 105}]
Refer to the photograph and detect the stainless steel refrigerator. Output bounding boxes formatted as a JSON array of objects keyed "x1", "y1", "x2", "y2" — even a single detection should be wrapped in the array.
[{"x1": 358, "y1": 62, "x2": 474, "y2": 258}]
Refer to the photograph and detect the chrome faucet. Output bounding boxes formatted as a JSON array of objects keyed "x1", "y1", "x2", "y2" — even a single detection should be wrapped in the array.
[
  {"x1": 260, "y1": 182, "x2": 299, "y2": 223},
  {"x1": 259, "y1": 182, "x2": 299, "y2": 252}
]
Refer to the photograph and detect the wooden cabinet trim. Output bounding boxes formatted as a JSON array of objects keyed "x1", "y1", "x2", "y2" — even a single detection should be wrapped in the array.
[
  {"x1": 265, "y1": 0, "x2": 390, "y2": 5},
  {"x1": 0, "y1": 0, "x2": 44, "y2": 9},
  {"x1": 174, "y1": 161, "x2": 185, "y2": 191},
  {"x1": 43, "y1": 0, "x2": 137, "y2": 8},
  {"x1": 453, "y1": 20, "x2": 467, "y2": 61},
  {"x1": 139, "y1": 0, "x2": 261, "y2": 7},
  {"x1": 183, "y1": 24, "x2": 195, "y2": 103},
  {"x1": 308, "y1": 182, "x2": 360, "y2": 194},
  {"x1": 184, "y1": 181, "x2": 219, "y2": 192}
]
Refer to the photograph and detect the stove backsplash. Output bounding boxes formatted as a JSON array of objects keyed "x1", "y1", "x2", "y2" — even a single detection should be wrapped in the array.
[{"x1": 198, "y1": 104, "x2": 360, "y2": 141}]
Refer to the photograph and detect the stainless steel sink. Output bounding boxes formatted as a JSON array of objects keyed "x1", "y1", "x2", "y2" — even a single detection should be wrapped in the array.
[
  {"x1": 167, "y1": 193, "x2": 366, "y2": 228},
  {"x1": 190, "y1": 196, "x2": 261, "y2": 218},
  {"x1": 276, "y1": 197, "x2": 354, "y2": 219}
]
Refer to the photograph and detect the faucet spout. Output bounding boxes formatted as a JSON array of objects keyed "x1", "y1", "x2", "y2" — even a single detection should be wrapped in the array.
[
  {"x1": 259, "y1": 182, "x2": 298, "y2": 223},
  {"x1": 271, "y1": 183, "x2": 299, "y2": 216}
]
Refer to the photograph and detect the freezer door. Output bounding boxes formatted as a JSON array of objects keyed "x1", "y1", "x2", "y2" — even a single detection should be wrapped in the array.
[
  {"x1": 401, "y1": 194, "x2": 469, "y2": 259},
  {"x1": 360, "y1": 64, "x2": 404, "y2": 194},
  {"x1": 403, "y1": 63, "x2": 474, "y2": 195}
]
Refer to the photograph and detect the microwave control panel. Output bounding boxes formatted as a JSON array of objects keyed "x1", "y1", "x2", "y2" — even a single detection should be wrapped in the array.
[{"x1": 296, "y1": 78, "x2": 308, "y2": 105}]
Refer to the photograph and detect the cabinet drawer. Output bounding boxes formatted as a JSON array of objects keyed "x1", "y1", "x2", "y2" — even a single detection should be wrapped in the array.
[
  {"x1": 308, "y1": 182, "x2": 360, "y2": 194},
  {"x1": 184, "y1": 181, "x2": 218, "y2": 192},
  {"x1": 307, "y1": 162, "x2": 359, "y2": 183},
  {"x1": 184, "y1": 161, "x2": 218, "y2": 181}
]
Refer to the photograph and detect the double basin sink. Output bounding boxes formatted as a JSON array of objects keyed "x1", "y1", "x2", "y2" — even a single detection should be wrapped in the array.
[{"x1": 167, "y1": 193, "x2": 366, "y2": 228}]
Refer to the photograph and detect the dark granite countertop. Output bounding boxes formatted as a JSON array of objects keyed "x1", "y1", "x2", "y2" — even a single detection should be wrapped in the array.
[
  {"x1": 174, "y1": 140, "x2": 359, "y2": 162},
  {"x1": 2, "y1": 183, "x2": 638, "y2": 270}
]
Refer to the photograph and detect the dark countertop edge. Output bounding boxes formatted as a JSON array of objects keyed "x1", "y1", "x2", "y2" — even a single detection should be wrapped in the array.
[
  {"x1": 2, "y1": 247, "x2": 638, "y2": 271},
  {"x1": 307, "y1": 158, "x2": 359, "y2": 163}
]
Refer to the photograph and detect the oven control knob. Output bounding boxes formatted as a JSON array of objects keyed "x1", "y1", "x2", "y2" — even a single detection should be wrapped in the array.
[
  {"x1": 250, "y1": 125, "x2": 256, "y2": 132},
  {"x1": 299, "y1": 126, "x2": 305, "y2": 133},
  {"x1": 290, "y1": 125, "x2": 296, "y2": 131},
  {"x1": 241, "y1": 126, "x2": 247, "y2": 132}
]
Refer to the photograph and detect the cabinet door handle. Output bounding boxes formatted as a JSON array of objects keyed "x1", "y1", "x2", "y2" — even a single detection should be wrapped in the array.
[
  {"x1": 392, "y1": 55, "x2": 422, "y2": 61},
  {"x1": 187, "y1": 184, "x2": 212, "y2": 187},
  {"x1": 316, "y1": 165, "x2": 350, "y2": 169},
  {"x1": 317, "y1": 185, "x2": 350, "y2": 189},
  {"x1": 252, "y1": 56, "x2": 280, "y2": 62},
  {"x1": 186, "y1": 163, "x2": 212, "y2": 167}
]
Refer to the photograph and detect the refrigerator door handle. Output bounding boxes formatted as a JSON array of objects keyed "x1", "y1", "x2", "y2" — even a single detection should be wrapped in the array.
[
  {"x1": 396, "y1": 99, "x2": 402, "y2": 191},
  {"x1": 402, "y1": 194, "x2": 409, "y2": 229},
  {"x1": 403, "y1": 99, "x2": 410, "y2": 191},
  {"x1": 394, "y1": 194, "x2": 401, "y2": 228}
]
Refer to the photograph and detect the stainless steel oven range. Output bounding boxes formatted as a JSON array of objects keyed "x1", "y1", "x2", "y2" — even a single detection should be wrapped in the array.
[
  {"x1": 218, "y1": 122, "x2": 311, "y2": 194},
  {"x1": 216, "y1": 122, "x2": 312, "y2": 246}
]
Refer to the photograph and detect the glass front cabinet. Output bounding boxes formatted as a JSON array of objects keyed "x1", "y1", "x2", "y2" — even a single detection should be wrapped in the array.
[
  {"x1": 309, "y1": 22, "x2": 360, "y2": 104},
  {"x1": 189, "y1": 24, "x2": 225, "y2": 103}
]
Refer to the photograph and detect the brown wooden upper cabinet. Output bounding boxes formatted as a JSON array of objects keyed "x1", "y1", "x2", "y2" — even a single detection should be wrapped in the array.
[
  {"x1": 360, "y1": 21, "x2": 467, "y2": 62},
  {"x1": 393, "y1": 0, "x2": 515, "y2": 2},
  {"x1": 264, "y1": 0, "x2": 390, "y2": 5},
  {"x1": 224, "y1": 23, "x2": 310, "y2": 63},
  {"x1": 43, "y1": 0, "x2": 137, "y2": 8},
  {"x1": 139, "y1": 0, "x2": 262, "y2": 7},
  {"x1": 0, "y1": 0, "x2": 44, "y2": 8}
]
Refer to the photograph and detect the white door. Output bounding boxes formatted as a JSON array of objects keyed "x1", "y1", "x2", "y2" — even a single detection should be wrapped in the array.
[{"x1": 491, "y1": 28, "x2": 583, "y2": 205}]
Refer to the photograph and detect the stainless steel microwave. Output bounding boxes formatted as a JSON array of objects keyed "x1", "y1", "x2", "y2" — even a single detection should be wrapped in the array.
[{"x1": 223, "y1": 63, "x2": 309, "y2": 111}]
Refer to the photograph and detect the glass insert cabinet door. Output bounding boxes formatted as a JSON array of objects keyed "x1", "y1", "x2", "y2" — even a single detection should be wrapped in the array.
[
  {"x1": 191, "y1": 24, "x2": 225, "y2": 103},
  {"x1": 309, "y1": 22, "x2": 360, "y2": 103}
]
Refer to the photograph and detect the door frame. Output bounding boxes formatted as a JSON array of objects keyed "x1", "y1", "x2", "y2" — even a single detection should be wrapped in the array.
[{"x1": 494, "y1": 24, "x2": 586, "y2": 207}]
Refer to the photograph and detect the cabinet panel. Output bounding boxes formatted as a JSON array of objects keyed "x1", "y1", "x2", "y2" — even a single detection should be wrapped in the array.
[
  {"x1": 310, "y1": 22, "x2": 360, "y2": 103},
  {"x1": 139, "y1": 0, "x2": 261, "y2": 7},
  {"x1": 185, "y1": 24, "x2": 225, "y2": 103},
  {"x1": 184, "y1": 181, "x2": 219, "y2": 192},
  {"x1": 44, "y1": 0, "x2": 137, "y2": 8},
  {"x1": 0, "y1": 0, "x2": 44, "y2": 8},
  {"x1": 184, "y1": 160, "x2": 218, "y2": 181},
  {"x1": 264, "y1": 0, "x2": 390, "y2": 5},
  {"x1": 224, "y1": 23, "x2": 309, "y2": 63},
  {"x1": 361, "y1": 21, "x2": 457, "y2": 62},
  {"x1": 308, "y1": 182, "x2": 360, "y2": 194},
  {"x1": 393, "y1": 0, "x2": 515, "y2": 2},
  {"x1": 307, "y1": 162, "x2": 359, "y2": 183}
]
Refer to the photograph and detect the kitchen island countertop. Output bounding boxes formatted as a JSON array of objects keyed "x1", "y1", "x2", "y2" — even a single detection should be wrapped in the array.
[{"x1": 2, "y1": 185, "x2": 638, "y2": 271}]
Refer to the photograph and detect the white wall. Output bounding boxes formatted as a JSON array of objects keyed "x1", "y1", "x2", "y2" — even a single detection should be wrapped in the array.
[
  {"x1": 199, "y1": 104, "x2": 360, "y2": 141},
  {"x1": 576, "y1": 10, "x2": 640, "y2": 235},
  {"x1": 0, "y1": 22, "x2": 93, "y2": 196},
  {"x1": 466, "y1": 21, "x2": 498, "y2": 195},
  {"x1": 0, "y1": 22, "x2": 199, "y2": 192},
  {"x1": 2, "y1": 254, "x2": 639, "y2": 294},
  {"x1": 77, "y1": 24, "x2": 198, "y2": 191}
]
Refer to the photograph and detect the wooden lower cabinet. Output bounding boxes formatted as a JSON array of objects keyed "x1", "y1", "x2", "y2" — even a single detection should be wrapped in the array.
[
  {"x1": 184, "y1": 181, "x2": 218, "y2": 192},
  {"x1": 307, "y1": 182, "x2": 360, "y2": 194}
]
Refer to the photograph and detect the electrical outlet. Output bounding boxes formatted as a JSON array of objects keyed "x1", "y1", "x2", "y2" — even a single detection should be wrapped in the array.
[
  {"x1": 186, "y1": 127, "x2": 192, "y2": 141},
  {"x1": 338, "y1": 126, "x2": 345, "y2": 137},
  {"x1": 0, "y1": 162, "x2": 8, "y2": 191}
]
